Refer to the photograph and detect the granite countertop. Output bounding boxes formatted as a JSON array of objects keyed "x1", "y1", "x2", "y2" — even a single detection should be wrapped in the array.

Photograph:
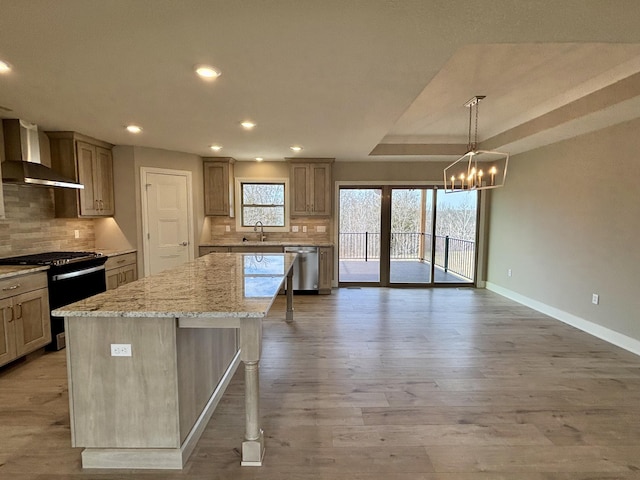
[
  {"x1": 52, "y1": 252, "x2": 296, "y2": 319},
  {"x1": 0, "y1": 265, "x2": 49, "y2": 280},
  {"x1": 97, "y1": 248, "x2": 137, "y2": 257},
  {"x1": 202, "y1": 241, "x2": 334, "y2": 247}
]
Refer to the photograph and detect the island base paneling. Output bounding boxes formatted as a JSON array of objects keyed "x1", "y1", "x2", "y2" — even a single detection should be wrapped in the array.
[{"x1": 65, "y1": 316, "x2": 239, "y2": 469}]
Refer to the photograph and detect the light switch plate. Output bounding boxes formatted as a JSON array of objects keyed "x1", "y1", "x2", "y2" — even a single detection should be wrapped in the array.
[
  {"x1": 74, "y1": 230, "x2": 80, "y2": 239},
  {"x1": 317, "y1": 226, "x2": 326, "y2": 233},
  {"x1": 302, "y1": 226, "x2": 307, "y2": 233},
  {"x1": 111, "y1": 344, "x2": 132, "y2": 357}
]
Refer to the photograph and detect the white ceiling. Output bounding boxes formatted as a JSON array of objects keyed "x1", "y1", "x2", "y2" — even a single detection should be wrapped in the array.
[{"x1": 1, "y1": 1, "x2": 640, "y2": 162}]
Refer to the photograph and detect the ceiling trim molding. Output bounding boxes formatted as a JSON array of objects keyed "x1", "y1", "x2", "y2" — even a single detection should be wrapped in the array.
[
  {"x1": 482, "y1": 71, "x2": 640, "y2": 151},
  {"x1": 369, "y1": 143, "x2": 467, "y2": 156}
]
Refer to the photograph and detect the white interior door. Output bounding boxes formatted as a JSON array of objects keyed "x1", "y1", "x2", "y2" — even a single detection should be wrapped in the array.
[{"x1": 141, "y1": 168, "x2": 193, "y2": 276}]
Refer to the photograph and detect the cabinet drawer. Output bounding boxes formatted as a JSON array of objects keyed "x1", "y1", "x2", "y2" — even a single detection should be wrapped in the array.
[
  {"x1": 105, "y1": 253, "x2": 137, "y2": 270},
  {"x1": 0, "y1": 272, "x2": 48, "y2": 301}
]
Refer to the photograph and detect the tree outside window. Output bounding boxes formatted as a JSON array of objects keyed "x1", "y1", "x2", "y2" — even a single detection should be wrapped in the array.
[{"x1": 241, "y1": 182, "x2": 285, "y2": 227}]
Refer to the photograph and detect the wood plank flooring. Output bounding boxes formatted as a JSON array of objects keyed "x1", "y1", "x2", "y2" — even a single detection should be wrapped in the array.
[{"x1": 1, "y1": 287, "x2": 640, "y2": 479}]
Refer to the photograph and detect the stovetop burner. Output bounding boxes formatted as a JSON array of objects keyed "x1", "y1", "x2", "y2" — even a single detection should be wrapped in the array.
[{"x1": 0, "y1": 251, "x2": 103, "y2": 267}]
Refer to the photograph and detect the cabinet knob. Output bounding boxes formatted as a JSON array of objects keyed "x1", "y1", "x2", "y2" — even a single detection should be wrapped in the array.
[{"x1": 179, "y1": 242, "x2": 188, "y2": 246}]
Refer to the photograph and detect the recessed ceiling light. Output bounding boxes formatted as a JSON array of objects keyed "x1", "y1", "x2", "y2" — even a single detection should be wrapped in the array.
[
  {"x1": 0, "y1": 60, "x2": 12, "y2": 73},
  {"x1": 126, "y1": 125, "x2": 142, "y2": 134},
  {"x1": 241, "y1": 121, "x2": 256, "y2": 130},
  {"x1": 210, "y1": 145, "x2": 222, "y2": 152},
  {"x1": 255, "y1": 157, "x2": 263, "y2": 162},
  {"x1": 290, "y1": 145, "x2": 303, "y2": 152},
  {"x1": 194, "y1": 65, "x2": 221, "y2": 80}
]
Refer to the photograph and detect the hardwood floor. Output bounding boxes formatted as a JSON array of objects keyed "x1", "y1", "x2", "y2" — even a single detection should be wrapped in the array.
[{"x1": 2, "y1": 287, "x2": 640, "y2": 479}]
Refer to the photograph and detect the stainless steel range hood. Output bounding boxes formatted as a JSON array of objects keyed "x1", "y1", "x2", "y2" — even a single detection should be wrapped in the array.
[{"x1": 2, "y1": 119, "x2": 84, "y2": 189}]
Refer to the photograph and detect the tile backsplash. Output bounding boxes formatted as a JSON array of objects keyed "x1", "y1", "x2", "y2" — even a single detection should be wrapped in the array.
[
  {"x1": 0, "y1": 185, "x2": 95, "y2": 257},
  {"x1": 207, "y1": 215, "x2": 332, "y2": 244}
]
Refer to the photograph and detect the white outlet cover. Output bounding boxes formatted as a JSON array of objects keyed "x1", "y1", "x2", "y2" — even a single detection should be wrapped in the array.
[
  {"x1": 317, "y1": 226, "x2": 326, "y2": 233},
  {"x1": 111, "y1": 344, "x2": 132, "y2": 357},
  {"x1": 225, "y1": 225, "x2": 231, "y2": 232},
  {"x1": 291, "y1": 226, "x2": 299, "y2": 232}
]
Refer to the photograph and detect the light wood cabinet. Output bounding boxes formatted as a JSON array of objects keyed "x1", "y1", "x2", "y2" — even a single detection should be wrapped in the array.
[
  {"x1": 203, "y1": 158, "x2": 235, "y2": 216},
  {"x1": 47, "y1": 131, "x2": 115, "y2": 217},
  {"x1": 319, "y1": 246, "x2": 333, "y2": 294},
  {"x1": 0, "y1": 272, "x2": 51, "y2": 367},
  {"x1": 288, "y1": 159, "x2": 333, "y2": 216},
  {"x1": 105, "y1": 253, "x2": 137, "y2": 290}
]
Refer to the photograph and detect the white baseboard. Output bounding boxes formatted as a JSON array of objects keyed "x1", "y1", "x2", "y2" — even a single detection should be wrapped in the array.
[{"x1": 485, "y1": 282, "x2": 640, "y2": 357}]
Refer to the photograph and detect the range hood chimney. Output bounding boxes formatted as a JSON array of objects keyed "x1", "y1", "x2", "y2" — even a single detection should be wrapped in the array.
[{"x1": 2, "y1": 119, "x2": 84, "y2": 189}]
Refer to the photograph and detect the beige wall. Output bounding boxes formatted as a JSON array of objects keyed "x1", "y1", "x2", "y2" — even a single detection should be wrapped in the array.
[
  {"x1": 334, "y1": 160, "x2": 450, "y2": 183},
  {"x1": 101, "y1": 146, "x2": 205, "y2": 275},
  {"x1": 487, "y1": 117, "x2": 640, "y2": 343}
]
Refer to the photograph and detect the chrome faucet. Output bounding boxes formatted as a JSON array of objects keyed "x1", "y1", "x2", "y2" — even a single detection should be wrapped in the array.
[{"x1": 254, "y1": 221, "x2": 266, "y2": 242}]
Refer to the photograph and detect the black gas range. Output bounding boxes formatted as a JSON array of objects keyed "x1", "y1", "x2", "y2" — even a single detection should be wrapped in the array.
[{"x1": 0, "y1": 251, "x2": 108, "y2": 350}]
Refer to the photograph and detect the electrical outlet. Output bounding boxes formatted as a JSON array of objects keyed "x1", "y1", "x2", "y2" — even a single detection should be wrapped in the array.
[
  {"x1": 302, "y1": 226, "x2": 307, "y2": 233},
  {"x1": 507, "y1": 269, "x2": 512, "y2": 277},
  {"x1": 291, "y1": 226, "x2": 299, "y2": 232},
  {"x1": 317, "y1": 225, "x2": 326, "y2": 233},
  {"x1": 111, "y1": 344, "x2": 132, "y2": 357},
  {"x1": 225, "y1": 225, "x2": 231, "y2": 232},
  {"x1": 74, "y1": 230, "x2": 80, "y2": 239},
  {"x1": 592, "y1": 293, "x2": 599, "y2": 305}
]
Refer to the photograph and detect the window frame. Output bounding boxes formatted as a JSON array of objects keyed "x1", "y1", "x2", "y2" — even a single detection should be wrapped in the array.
[{"x1": 234, "y1": 177, "x2": 290, "y2": 233}]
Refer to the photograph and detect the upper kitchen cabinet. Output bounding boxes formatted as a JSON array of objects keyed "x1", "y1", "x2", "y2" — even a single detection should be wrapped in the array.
[
  {"x1": 203, "y1": 157, "x2": 235, "y2": 216},
  {"x1": 288, "y1": 158, "x2": 333, "y2": 217},
  {"x1": 46, "y1": 132, "x2": 115, "y2": 217}
]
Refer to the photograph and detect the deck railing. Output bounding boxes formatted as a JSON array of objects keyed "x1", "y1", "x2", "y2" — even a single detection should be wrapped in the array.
[{"x1": 339, "y1": 232, "x2": 475, "y2": 280}]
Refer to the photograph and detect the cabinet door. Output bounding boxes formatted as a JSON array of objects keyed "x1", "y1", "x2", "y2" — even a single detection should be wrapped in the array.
[
  {"x1": 96, "y1": 147, "x2": 115, "y2": 215},
  {"x1": 120, "y1": 264, "x2": 137, "y2": 286},
  {"x1": 290, "y1": 164, "x2": 309, "y2": 216},
  {"x1": 0, "y1": 298, "x2": 17, "y2": 367},
  {"x1": 76, "y1": 141, "x2": 99, "y2": 216},
  {"x1": 310, "y1": 163, "x2": 331, "y2": 215},
  {"x1": 106, "y1": 269, "x2": 120, "y2": 290},
  {"x1": 204, "y1": 161, "x2": 230, "y2": 215},
  {"x1": 13, "y1": 289, "x2": 51, "y2": 356},
  {"x1": 319, "y1": 247, "x2": 333, "y2": 294}
]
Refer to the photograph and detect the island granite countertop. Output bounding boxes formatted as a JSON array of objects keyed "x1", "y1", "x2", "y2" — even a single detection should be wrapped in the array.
[{"x1": 52, "y1": 252, "x2": 296, "y2": 319}]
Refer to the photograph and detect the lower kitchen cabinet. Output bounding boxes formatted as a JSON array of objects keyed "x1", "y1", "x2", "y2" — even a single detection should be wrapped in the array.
[
  {"x1": 0, "y1": 272, "x2": 51, "y2": 367},
  {"x1": 319, "y1": 246, "x2": 333, "y2": 294},
  {"x1": 105, "y1": 253, "x2": 137, "y2": 290}
]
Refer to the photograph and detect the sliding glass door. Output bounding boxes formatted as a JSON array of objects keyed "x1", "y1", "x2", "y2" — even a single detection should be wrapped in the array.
[
  {"x1": 338, "y1": 185, "x2": 478, "y2": 286},
  {"x1": 389, "y1": 188, "x2": 433, "y2": 284},
  {"x1": 338, "y1": 188, "x2": 382, "y2": 283}
]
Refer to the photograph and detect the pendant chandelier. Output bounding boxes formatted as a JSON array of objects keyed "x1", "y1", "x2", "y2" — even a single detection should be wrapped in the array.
[{"x1": 444, "y1": 96, "x2": 509, "y2": 193}]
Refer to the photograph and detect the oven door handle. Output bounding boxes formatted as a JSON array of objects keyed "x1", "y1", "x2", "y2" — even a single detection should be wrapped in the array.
[{"x1": 51, "y1": 265, "x2": 106, "y2": 282}]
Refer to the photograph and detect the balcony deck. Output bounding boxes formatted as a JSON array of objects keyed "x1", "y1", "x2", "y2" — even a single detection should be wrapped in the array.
[{"x1": 339, "y1": 259, "x2": 472, "y2": 284}]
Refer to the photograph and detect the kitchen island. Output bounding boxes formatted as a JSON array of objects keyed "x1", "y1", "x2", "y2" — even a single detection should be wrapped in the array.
[{"x1": 52, "y1": 252, "x2": 296, "y2": 470}]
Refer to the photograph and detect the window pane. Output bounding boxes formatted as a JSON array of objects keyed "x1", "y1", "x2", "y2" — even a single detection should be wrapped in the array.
[
  {"x1": 242, "y1": 184, "x2": 284, "y2": 205},
  {"x1": 243, "y1": 206, "x2": 285, "y2": 226}
]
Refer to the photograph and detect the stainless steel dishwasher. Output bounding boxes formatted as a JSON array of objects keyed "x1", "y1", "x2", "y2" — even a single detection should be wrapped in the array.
[{"x1": 284, "y1": 246, "x2": 319, "y2": 292}]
